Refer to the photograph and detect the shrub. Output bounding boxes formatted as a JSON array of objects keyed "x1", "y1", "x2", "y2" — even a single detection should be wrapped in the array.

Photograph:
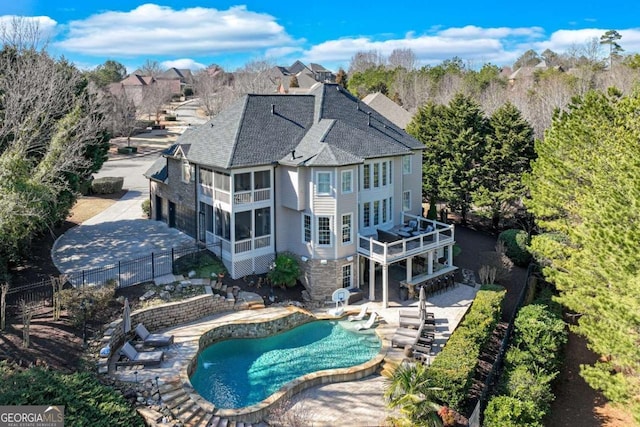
[
  {"x1": 183, "y1": 87, "x2": 194, "y2": 97},
  {"x1": 173, "y1": 250, "x2": 226, "y2": 278},
  {"x1": 483, "y1": 395, "x2": 543, "y2": 427},
  {"x1": 497, "y1": 229, "x2": 532, "y2": 267},
  {"x1": 164, "y1": 115, "x2": 177, "y2": 121},
  {"x1": 427, "y1": 285, "x2": 505, "y2": 410},
  {"x1": 502, "y1": 364, "x2": 555, "y2": 410},
  {"x1": 508, "y1": 304, "x2": 567, "y2": 372},
  {"x1": 91, "y1": 177, "x2": 124, "y2": 194},
  {"x1": 58, "y1": 282, "x2": 117, "y2": 327},
  {"x1": 268, "y1": 253, "x2": 301, "y2": 288},
  {"x1": 141, "y1": 199, "x2": 150, "y2": 218},
  {"x1": 117, "y1": 146, "x2": 137, "y2": 154},
  {"x1": 0, "y1": 364, "x2": 144, "y2": 427}
]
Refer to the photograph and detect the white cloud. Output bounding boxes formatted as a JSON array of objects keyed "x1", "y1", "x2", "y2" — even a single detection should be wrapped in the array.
[
  {"x1": 0, "y1": 15, "x2": 58, "y2": 42},
  {"x1": 161, "y1": 58, "x2": 206, "y2": 70},
  {"x1": 265, "y1": 46, "x2": 303, "y2": 59},
  {"x1": 56, "y1": 3, "x2": 297, "y2": 57},
  {"x1": 303, "y1": 26, "x2": 640, "y2": 70},
  {"x1": 302, "y1": 33, "x2": 510, "y2": 67},
  {"x1": 438, "y1": 25, "x2": 544, "y2": 40}
]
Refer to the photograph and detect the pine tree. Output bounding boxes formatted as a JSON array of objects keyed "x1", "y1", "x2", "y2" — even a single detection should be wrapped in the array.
[
  {"x1": 335, "y1": 68, "x2": 347, "y2": 88},
  {"x1": 525, "y1": 89, "x2": 640, "y2": 421},
  {"x1": 474, "y1": 102, "x2": 535, "y2": 229}
]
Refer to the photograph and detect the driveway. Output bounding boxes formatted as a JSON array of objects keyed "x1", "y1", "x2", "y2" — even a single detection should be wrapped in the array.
[{"x1": 52, "y1": 151, "x2": 194, "y2": 283}]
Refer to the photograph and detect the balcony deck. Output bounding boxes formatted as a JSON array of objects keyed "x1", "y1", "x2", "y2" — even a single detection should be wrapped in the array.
[{"x1": 357, "y1": 215, "x2": 455, "y2": 265}]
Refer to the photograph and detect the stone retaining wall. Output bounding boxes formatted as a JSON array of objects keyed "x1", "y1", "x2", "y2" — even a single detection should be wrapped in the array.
[{"x1": 99, "y1": 294, "x2": 234, "y2": 373}]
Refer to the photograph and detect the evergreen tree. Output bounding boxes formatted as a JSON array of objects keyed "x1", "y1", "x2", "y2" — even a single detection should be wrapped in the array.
[
  {"x1": 437, "y1": 94, "x2": 488, "y2": 224},
  {"x1": 600, "y1": 30, "x2": 624, "y2": 68},
  {"x1": 289, "y1": 75, "x2": 299, "y2": 88},
  {"x1": 474, "y1": 102, "x2": 535, "y2": 229},
  {"x1": 335, "y1": 67, "x2": 348, "y2": 88},
  {"x1": 525, "y1": 89, "x2": 640, "y2": 421},
  {"x1": 407, "y1": 94, "x2": 487, "y2": 224}
]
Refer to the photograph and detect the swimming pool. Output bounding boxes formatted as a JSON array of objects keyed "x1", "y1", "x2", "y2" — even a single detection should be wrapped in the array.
[{"x1": 189, "y1": 319, "x2": 381, "y2": 409}]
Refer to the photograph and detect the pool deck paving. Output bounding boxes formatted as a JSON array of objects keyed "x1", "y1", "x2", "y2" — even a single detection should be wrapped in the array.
[{"x1": 112, "y1": 283, "x2": 478, "y2": 426}]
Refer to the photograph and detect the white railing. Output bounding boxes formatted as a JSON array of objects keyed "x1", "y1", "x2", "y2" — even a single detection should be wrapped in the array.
[
  {"x1": 234, "y1": 191, "x2": 252, "y2": 205},
  {"x1": 254, "y1": 188, "x2": 271, "y2": 202},
  {"x1": 254, "y1": 235, "x2": 271, "y2": 249},
  {"x1": 234, "y1": 239, "x2": 252, "y2": 253},
  {"x1": 215, "y1": 190, "x2": 230, "y2": 205},
  {"x1": 357, "y1": 219, "x2": 454, "y2": 264},
  {"x1": 232, "y1": 188, "x2": 272, "y2": 205}
]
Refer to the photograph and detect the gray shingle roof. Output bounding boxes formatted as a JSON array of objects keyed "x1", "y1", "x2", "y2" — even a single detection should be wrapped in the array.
[
  {"x1": 144, "y1": 157, "x2": 168, "y2": 182},
  {"x1": 180, "y1": 83, "x2": 422, "y2": 169}
]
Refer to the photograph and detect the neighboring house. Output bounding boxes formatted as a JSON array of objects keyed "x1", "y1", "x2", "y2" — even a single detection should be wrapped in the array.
[
  {"x1": 144, "y1": 83, "x2": 456, "y2": 307},
  {"x1": 108, "y1": 72, "x2": 182, "y2": 105},
  {"x1": 270, "y1": 61, "x2": 336, "y2": 93},
  {"x1": 108, "y1": 74, "x2": 155, "y2": 106},
  {"x1": 362, "y1": 92, "x2": 413, "y2": 130}
]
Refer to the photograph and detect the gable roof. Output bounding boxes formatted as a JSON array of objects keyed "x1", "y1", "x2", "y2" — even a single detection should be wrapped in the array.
[
  {"x1": 362, "y1": 92, "x2": 413, "y2": 129},
  {"x1": 181, "y1": 83, "x2": 422, "y2": 169}
]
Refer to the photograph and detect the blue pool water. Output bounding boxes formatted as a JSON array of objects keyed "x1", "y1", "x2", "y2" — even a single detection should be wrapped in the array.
[{"x1": 189, "y1": 320, "x2": 380, "y2": 409}]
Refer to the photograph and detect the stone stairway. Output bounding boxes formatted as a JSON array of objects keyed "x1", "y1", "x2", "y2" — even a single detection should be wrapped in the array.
[{"x1": 158, "y1": 379, "x2": 268, "y2": 427}]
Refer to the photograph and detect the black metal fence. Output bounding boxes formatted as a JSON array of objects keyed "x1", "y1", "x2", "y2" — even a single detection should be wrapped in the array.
[{"x1": 5, "y1": 243, "x2": 219, "y2": 308}]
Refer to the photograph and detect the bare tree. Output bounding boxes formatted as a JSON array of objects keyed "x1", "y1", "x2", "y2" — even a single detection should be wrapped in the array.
[
  {"x1": 388, "y1": 48, "x2": 417, "y2": 70},
  {"x1": 1, "y1": 283, "x2": 8, "y2": 330},
  {"x1": 232, "y1": 59, "x2": 277, "y2": 95},
  {"x1": 106, "y1": 91, "x2": 140, "y2": 145},
  {"x1": 141, "y1": 81, "x2": 174, "y2": 124},
  {"x1": 0, "y1": 16, "x2": 46, "y2": 51},
  {"x1": 193, "y1": 65, "x2": 236, "y2": 117},
  {"x1": 138, "y1": 59, "x2": 165, "y2": 77},
  {"x1": 348, "y1": 50, "x2": 385, "y2": 74},
  {"x1": 0, "y1": 23, "x2": 109, "y2": 271}
]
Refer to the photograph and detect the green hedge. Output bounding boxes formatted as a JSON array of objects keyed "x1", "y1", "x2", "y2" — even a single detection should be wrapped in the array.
[
  {"x1": 0, "y1": 365, "x2": 144, "y2": 427},
  {"x1": 498, "y1": 229, "x2": 532, "y2": 267},
  {"x1": 484, "y1": 300, "x2": 567, "y2": 426},
  {"x1": 164, "y1": 115, "x2": 177, "y2": 121},
  {"x1": 426, "y1": 284, "x2": 506, "y2": 410},
  {"x1": 91, "y1": 177, "x2": 124, "y2": 194}
]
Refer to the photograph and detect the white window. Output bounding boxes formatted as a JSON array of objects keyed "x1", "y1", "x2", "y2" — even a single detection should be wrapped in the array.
[
  {"x1": 382, "y1": 199, "x2": 388, "y2": 223},
  {"x1": 403, "y1": 155, "x2": 412, "y2": 174},
  {"x1": 373, "y1": 163, "x2": 380, "y2": 187},
  {"x1": 318, "y1": 216, "x2": 331, "y2": 246},
  {"x1": 341, "y1": 214, "x2": 352, "y2": 244},
  {"x1": 403, "y1": 191, "x2": 411, "y2": 211},
  {"x1": 342, "y1": 264, "x2": 353, "y2": 288},
  {"x1": 373, "y1": 200, "x2": 380, "y2": 225},
  {"x1": 382, "y1": 162, "x2": 387, "y2": 186},
  {"x1": 363, "y1": 164, "x2": 370, "y2": 189},
  {"x1": 317, "y1": 172, "x2": 331, "y2": 195},
  {"x1": 341, "y1": 170, "x2": 353, "y2": 194},
  {"x1": 303, "y1": 214, "x2": 311, "y2": 243},
  {"x1": 363, "y1": 202, "x2": 370, "y2": 227},
  {"x1": 181, "y1": 159, "x2": 193, "y2": 183}
]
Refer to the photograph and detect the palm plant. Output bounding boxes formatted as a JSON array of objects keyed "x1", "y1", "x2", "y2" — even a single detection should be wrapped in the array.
[{"x1": 385, "y1": 361, "x2": 444, "y2": 427}]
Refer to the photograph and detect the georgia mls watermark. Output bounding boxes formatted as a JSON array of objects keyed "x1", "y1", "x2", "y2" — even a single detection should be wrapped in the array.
[{"x1": 0, "y1": 406, "x2": 64, "y2": 427}]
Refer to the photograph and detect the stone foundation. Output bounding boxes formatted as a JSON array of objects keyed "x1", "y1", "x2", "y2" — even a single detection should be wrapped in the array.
[{"x1": 299, "y1": 257, "x2": 359, "y2": 302}]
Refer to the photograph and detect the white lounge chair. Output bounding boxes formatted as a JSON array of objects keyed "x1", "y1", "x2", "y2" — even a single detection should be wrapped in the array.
[
  {"x1": 355, "y1": 312, "x2": 378, "y2": 331},
  {"x1": 348, "y1": 303, "x2": 369, "y2": 321},
  {"x1": 135, "y1": 323, "x2": 174, "y2": 347},
  {"x1": 116, "y1": 342, "x2": 164, "y2": 369}
]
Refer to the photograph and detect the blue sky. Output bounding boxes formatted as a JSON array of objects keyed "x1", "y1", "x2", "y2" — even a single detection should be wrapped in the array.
[{"x1": 2, "y1": 1, "x2": 640, "y2": 73}]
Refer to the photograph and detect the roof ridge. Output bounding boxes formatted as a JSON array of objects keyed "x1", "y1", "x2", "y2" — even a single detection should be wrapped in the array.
[{"x1": 226, "y1": 95, "x2": 250, "y2": 169}]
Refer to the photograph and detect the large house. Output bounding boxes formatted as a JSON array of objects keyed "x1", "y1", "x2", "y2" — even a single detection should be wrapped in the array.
[{"x1": 144, "y1": 84, "x2": 456, "y2": 307}]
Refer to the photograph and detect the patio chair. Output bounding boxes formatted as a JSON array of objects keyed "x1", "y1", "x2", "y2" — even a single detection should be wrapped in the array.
[
  {"x1": 348, "y1": 303, "x2": 370, "y2": 321},
  {"x1": 355, "y1": 312, "x2": 378, "y2": 331},
  {"x1": 135, "y1": 323, "x2": 174, "y2": 347},
  {"x1": 116, "y1": 342, "x2": 164, "y2": 369}
]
